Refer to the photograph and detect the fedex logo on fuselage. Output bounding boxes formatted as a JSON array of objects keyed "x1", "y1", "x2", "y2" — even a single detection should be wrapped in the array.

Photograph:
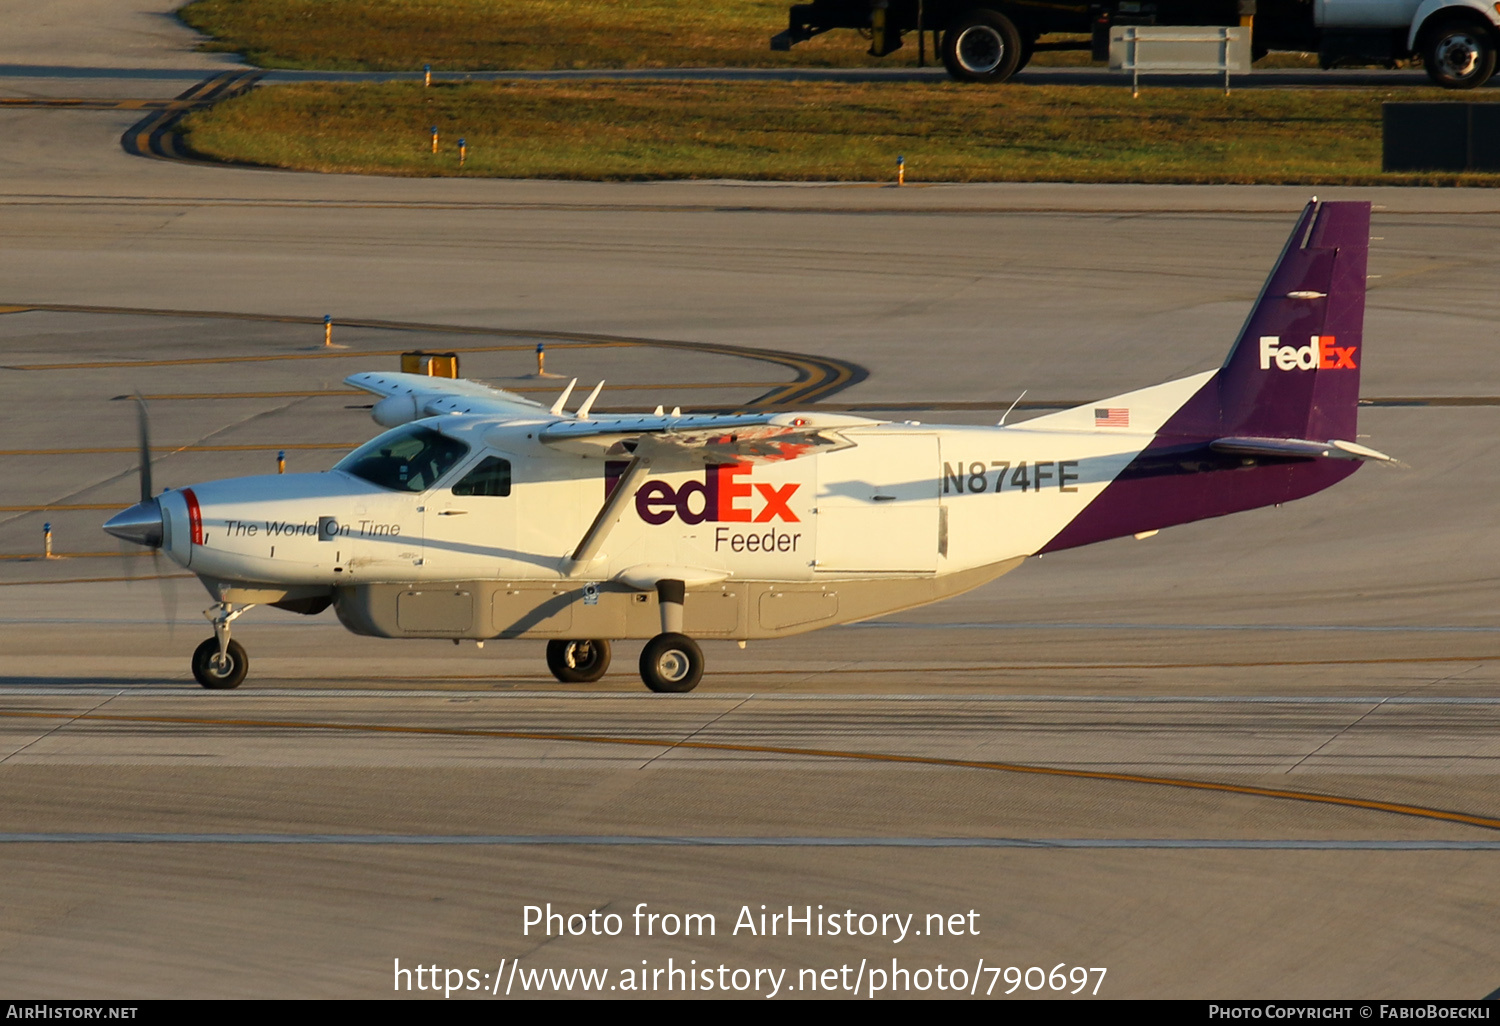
[
  {"x1": 1258, "y1": 335, "x2": 1358, "y2": 371},
  {"x1": 627, "y1": 463, "x2": 801, "y2": 525}
]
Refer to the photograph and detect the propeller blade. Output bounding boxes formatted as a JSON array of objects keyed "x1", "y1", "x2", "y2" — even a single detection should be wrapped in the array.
[
  {"x1": 151, "y1": 549, "x2": 178, "y2": 638},
  {"x1": 133, "y1": 395, "x2": 153, "y2": 502}
]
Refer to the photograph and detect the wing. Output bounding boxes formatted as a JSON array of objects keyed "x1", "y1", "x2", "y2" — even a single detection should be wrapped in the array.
[
  {"x1": 346, "y1": 373, "x2": 876, "y2": 572},
  {"x1": 347, "y1": 373, "x2": 873, "y2": 466},
  {"x1": 539, "y1": 411, "x2": 871, "y2": 468},
  {"x1": 345, "y1": 371, "x2": 547, "y2": 420}
]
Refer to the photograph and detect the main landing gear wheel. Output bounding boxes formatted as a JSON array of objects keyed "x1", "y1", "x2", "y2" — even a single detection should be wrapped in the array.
[
  {"x1": 192, "y1": 638, "x2": 248, "y2": 690},
  {"x1": 639, "y1": 633, "x2": 703, "y2": 693},
  {"x1": 941, "y1": 9, "x2": 1024, "y2": 83},
  {"x1": 546, "y1": 639, "x2": 612, "y2": 683}
]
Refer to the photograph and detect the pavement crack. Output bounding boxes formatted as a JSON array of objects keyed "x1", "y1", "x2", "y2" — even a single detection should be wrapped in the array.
[
  {"x1": 638, "y1": 695, "x2": 753, "y2": 770},
  {"x1": 0, "y1": 691, "x2": 122, "y2": 765},
  {"x1": 1284, "y1": 663, "x2": 1479, "y2": 774}
]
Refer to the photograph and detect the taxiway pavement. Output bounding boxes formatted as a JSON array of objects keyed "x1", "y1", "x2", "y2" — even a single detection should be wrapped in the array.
[{"x1": 0, "y1": 0, "x2": 1497, "y2": 1000}]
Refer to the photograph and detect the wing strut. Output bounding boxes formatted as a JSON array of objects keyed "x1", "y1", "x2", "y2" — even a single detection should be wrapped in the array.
[{"x1": 567, "y1": 456, "x2": 651, "y2": 573}]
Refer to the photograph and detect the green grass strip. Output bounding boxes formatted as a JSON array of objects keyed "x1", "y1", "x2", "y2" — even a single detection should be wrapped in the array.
[
  {"x1": 178, "y1": 0, "x2": 901, "y2": 71},
  {"x1": 180, "y1": 81, "x2": 1500, "y2": 185}
]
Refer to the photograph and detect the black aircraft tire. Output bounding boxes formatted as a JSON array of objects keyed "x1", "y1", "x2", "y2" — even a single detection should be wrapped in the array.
[
  {"x1": 1423, "y1": 19, "x2": 1498, "y2": 89},
  {"x1": 546, "y1": 638, "x2": 612, "y2": 683},
  {"x1": 639, "y1": 633, "x2": 704, "y2": 693},
  {"x1": 192, "y1": 638, "x2": 248, "y2": 690},
  {"x1": 941, "y1": 9, "x2": 1024, "y2": 83}
]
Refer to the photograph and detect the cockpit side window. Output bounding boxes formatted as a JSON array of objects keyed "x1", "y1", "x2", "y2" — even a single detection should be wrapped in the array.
[
  {"x1": 336, "y1": 426, "x2": 471, "y2": 493},
  {"x1": 451, "y1": 455, "x2": 512, "y2": 497}
]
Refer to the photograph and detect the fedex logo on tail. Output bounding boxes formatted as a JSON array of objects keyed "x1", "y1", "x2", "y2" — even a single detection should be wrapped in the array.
[
  {"x1": 1258, "y1": 335, "x2": 1357, "y2": 371},
  {"x1": 612, "y1": 462, "x2": 801, "y2": 525}
]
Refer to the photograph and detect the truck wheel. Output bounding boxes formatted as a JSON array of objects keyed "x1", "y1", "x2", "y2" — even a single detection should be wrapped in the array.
[
  {"x1": 1423, "y1": 19, "x2": 1498, "y2": 89},
  {"x1": 1016, "y1": 33, "x2": 1036, "y2": 73},
  {"x1": 942, "y1": 9, "x2": 1024, "y2": 83}
]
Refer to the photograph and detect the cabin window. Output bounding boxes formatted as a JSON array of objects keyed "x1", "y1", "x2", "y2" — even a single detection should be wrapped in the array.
[
  {"x1": 336, "y1": 425, "x2": 471, "y2": 492},
  {"x1": 451, "y1": 456, "x2": 512, "y2": 497}
]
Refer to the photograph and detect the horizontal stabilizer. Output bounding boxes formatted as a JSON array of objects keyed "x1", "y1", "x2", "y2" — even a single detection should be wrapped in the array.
[{"x1": 1211, "y1": 436, "x2": 1398, "y2": 463}]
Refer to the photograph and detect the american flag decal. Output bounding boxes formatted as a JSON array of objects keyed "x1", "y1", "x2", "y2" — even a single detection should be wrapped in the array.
[{"x1": 1094, "y1": 407, "x2": 1129, "y2": 428}]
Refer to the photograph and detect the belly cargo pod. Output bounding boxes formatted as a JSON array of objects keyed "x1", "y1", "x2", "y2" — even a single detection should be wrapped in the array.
[{"x1": 770, "y1": 0, "x2": 1255, "y2": 82}]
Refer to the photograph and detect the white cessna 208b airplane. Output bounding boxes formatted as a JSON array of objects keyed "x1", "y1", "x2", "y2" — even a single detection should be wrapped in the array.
[{"x1": 105, "y1": 200, "x2": 1390, "y2": 692}]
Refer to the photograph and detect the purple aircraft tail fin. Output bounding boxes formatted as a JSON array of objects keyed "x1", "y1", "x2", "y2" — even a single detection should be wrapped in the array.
[
  {"x1": 1212, "y1": 199, "x2": 1370, "y2": 441},
  {"x1": 1040, "y1": 200, "x2": 1373, "y2": 554}
]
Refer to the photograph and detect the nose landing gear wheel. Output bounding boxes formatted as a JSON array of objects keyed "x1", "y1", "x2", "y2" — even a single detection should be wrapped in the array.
[
  {"x1": 192, "y1": 638, "x2": 248, "y2": 689},
  {"x1": 546, "y1": 638, "x2": 612, "y2": 683},
  {"x1": 639, "y1": 633, "x2": 703, "y2": 693}
]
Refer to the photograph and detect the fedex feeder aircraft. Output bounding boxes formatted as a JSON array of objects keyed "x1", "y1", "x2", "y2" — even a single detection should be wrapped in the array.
[{"x1": 104, "y1": 200, "x2": 1391, "y2": 693}]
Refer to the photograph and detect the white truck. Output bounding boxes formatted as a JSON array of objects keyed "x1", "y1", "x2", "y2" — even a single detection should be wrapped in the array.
[
  {"x1": 772, "y1": 0, "x2": 1500, "y2": 87},
  {"x1": 1258, "y1": 0, "x2": 1500, "y2": 87}
]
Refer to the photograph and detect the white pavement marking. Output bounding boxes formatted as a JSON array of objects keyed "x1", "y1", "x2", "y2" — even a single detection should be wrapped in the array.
[{"x1": 0, "y1": 834, "x2": 1497, "y2": 848}]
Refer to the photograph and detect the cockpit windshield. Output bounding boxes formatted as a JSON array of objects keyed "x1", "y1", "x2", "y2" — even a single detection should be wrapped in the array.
[{"x1": 335, "y1": 425, "x2": 471, "y2": 492}]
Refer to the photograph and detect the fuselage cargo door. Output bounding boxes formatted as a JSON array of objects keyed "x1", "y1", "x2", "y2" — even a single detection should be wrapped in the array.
[{"x1": 814, "y1": 433, "x2": 939, "y2": 573}]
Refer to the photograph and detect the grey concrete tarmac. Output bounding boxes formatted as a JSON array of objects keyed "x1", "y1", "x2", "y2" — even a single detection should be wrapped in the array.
[{"x1": 1, "y1": 3, "x2": 1499, "y2": 1000}]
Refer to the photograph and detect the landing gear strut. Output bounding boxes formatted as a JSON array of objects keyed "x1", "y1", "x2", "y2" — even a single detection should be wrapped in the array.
[
  {"x1": 639, "y1": 579, "x2": 704, "y2": 693},
  {"x1": 193, "y1": 602, "x2": 252, "y2": 689}
]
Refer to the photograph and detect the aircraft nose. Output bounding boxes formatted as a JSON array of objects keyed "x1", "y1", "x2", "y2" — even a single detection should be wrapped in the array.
[{"x1": 103, "y1": 498, "x2": 163, "y2": 548}]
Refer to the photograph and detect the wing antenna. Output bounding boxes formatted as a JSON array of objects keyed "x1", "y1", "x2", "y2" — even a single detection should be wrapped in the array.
[
  {"x1": 549, "y1": 378, "x2": 578, "y2": 417},
  {"x1": 575, "y1": 381, "x2": 605, "y2": 420}
]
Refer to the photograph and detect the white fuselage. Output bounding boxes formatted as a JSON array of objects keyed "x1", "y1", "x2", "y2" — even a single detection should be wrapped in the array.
[{"x1": 160, "y1": 372, "x2": 1207, "y2": 593}]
